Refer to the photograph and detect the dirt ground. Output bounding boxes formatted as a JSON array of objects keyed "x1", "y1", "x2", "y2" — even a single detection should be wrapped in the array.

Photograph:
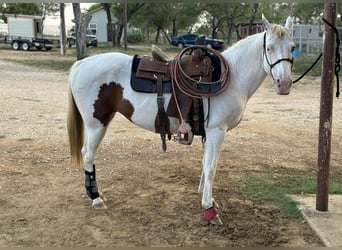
[{"x1": 1, "y1": 48, "x2": 341, "y2": 247}]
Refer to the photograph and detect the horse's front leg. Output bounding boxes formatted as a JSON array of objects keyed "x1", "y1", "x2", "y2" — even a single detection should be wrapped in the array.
[{"x1": 199, "y1": 126, "x2": 225, "y2": 225}]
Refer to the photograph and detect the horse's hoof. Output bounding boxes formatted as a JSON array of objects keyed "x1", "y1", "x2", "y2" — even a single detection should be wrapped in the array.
[
  {"x1": 204, "y1": 206, "x2": 223, "y2": 225},
  {"x1": 209, "y1": 214, "x2": 223, "y2": 225},
  {"x1": 99, "y1": 191, "x2": 107, "y2": 202},
  {"x1": 92, "y1": 197, "x2": 107, "y2": 210}
]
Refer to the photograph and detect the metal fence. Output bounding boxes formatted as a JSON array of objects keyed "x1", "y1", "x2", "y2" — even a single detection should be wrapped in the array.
[{"x1": 292, "y1": 24, "x2": 323, "y2": 55}]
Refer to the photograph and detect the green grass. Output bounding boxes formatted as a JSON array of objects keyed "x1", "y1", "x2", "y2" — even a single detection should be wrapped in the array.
[
  {"x1": 240, "y1": 172, "x2": 342, "y2": 218},
  {"x1": 1, "y1": 42, "x2": 180, "y2": 72},
  {"x1": 6, "y1": 58, "x2": 75, "y2": 71}
]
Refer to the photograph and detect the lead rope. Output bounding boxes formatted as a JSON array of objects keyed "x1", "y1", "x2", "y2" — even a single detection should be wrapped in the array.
[
  {"x1": 322, "y1": 17, "x2": 340, "y2": 98},
  {"x1": 293, "y1": 17, "x2": 340, "y2": 98}
]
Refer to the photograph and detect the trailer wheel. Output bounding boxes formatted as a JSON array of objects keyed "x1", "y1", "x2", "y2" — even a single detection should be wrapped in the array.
[
  {"x1": 22, "y1": 42, "x2": 30, "y2": 51},
  {"x1": 12, "y1": 41, "x2": 20, "y2": 50}
]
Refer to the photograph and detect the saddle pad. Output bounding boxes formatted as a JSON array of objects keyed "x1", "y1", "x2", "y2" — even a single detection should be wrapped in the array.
[{"x1": 131, "y1": 55, "x2": 172, "y2": 94}]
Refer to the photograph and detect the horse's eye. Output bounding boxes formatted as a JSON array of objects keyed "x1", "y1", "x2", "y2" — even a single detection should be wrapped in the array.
[{"x1": 266, "y1": 47, "x2": 271, "y2": 52}]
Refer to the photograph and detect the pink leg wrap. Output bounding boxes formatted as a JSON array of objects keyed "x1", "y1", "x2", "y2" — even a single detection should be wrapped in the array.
[{"x1": 204, "y1": 207, "x2": 218, "y2": 221}]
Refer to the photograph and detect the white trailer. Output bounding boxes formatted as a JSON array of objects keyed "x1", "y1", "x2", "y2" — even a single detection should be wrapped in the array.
[
  {"x1": 5, "y1": 14, "x2": 57, "y2": 51},
  {"x1": 6, "y1": 14, "x2": 43, "y2": 39}
]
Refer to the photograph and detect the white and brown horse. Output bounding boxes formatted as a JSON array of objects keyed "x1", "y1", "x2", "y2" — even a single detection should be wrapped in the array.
[{"x1": 67, "y1": 15, "x2": 295, "y2": 224}]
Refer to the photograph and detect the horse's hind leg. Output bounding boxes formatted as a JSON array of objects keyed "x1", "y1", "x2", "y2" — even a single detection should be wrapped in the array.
[{"x1": 83, "y1": 124, "x2": 108, "y2": 210}]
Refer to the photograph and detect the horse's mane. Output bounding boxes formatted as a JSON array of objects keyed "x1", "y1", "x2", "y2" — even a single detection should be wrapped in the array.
[
  {"x1": 224, "y1": 31, "x2": 263, "y2": 54},
  {"x1": 225, "y1": 24, "x2": 290, "y2": 53},
  {"x1": 272, "y1": 24, "x2": 291, "y2": 38}
]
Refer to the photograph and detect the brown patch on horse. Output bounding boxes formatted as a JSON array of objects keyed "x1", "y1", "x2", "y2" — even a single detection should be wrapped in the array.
[{"x1": 93, "y1": 82, "x2": 134, "y2": 126}]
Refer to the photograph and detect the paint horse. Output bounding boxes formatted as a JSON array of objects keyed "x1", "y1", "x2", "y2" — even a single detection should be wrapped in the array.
[{"x1": 67, "y1": 15, "x2": 295, "y2": 225}]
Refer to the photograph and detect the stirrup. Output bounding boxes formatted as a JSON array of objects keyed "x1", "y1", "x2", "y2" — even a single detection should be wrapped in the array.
[
  {"x1": 176, "y1": 122, "x2": 193, "y2": 145},
  {"x1": 177, "y1": 130, "x2": 193, "y2": 145}
]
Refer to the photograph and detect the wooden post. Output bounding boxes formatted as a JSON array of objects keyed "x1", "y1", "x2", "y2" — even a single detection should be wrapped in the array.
[{"x1": 316, "y1": 3, "x2": 337, "y2": 212}]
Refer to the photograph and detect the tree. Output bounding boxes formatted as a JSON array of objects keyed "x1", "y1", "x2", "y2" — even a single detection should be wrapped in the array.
[
  {"x1": 291, "y1": 3, "x2": 324, "y2": 24},
  {"x1": 201, "y1": 3, "x2": 247, "y2": 44},
  {"x1": 38, "y1": 3, "x2": 59, "y2": 37},
  {"x1": 248, "y1": 3, "x2": 259, "y2": 36},
  {"x1": 170, "y1": 3, "x2": 202, "y2": 37},
  {"x1": 130, "y1": 3, "x2": 202, "y2": 43},
  {"x1": 102, "y1": 3, "x2": 115, "y2": 45},
  {"x1": 59, "y1": 3, "x2": 66, "y2": 56},
  {"x1": 1, "y1": 3, "x2": 41, "y2": 17},
  {"x1": 111, "y1": 3, "x2": 144, "y2": 46},
  {"x1": 72, "y1": 3, "x2": 91, "y2": 60}
]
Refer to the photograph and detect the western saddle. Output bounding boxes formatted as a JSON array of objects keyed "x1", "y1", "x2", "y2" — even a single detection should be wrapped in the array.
[{"x1": 132, "y1": 44, "x2": 229, "y2": 151}]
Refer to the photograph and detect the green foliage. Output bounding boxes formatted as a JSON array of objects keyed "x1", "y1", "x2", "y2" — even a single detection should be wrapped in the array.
[
  {"x1": 240, "y1": 172, "x2": 342, "y2": 218},
  {"x1": 292, "y1": 52, "x2": 322, "y2": 77},
  {"x1": 0, "y1": 3, "x2": 60, "y2": 22},
  {"x1": 5, "y1": 58, "x2": 74, "y2": 72},
  {"x1": 127, "y1": 30, "x2": 144, "y2": 43},
  {"x1": 1, "y1": 3, "x2": 42, "y2": 17}
]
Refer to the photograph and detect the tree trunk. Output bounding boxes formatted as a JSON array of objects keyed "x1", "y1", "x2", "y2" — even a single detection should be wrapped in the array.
[
  {"x1": 102, "y1": 3, "x2": 115, "y2": 45},
  {"x1": 248, "y1": 3, "x2": 258, "y2": 36},
  {"x1": 155, "y1": 27, "x2": 160, "y2": 43},
  {"x1": 115, "y1": 3, "x2": 145, "y2": 47},
  {"x1": 59, "y1": 3, "x2": 66, "y2": 56},
  {"x1": 172, "y1": 18, "x2": 177, "y2": 38},
  {"x1": 160, "y1": 28, "x2": 170, "y2": 44},
  {"x1": 72, "y1": 3, "x2": 91, "y2": 60}
]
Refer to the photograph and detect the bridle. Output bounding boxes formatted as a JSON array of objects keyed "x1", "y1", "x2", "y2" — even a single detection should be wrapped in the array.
[{"x1": 263, "y1": 32, "x2": 293, "y2": 79}]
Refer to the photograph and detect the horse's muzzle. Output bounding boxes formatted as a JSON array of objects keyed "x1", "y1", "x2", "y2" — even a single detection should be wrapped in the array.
[{"x1": 274, "y1": 78, "x2": 292, "y2": 95}]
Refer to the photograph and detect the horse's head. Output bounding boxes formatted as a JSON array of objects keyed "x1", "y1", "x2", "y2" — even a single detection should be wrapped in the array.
[{"x1": 262, "y1": 15, "x2": 296, "y2": 95}]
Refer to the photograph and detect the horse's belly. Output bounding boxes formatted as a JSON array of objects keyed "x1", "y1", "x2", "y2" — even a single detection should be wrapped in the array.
[{"x1": 128, "y1": 93, "x2": 179, "y2": 133}]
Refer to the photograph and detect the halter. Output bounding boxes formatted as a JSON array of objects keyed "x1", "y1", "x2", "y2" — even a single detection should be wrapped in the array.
[{"x1": 263, "y1": 32, "x2": 293, "y2": 79}]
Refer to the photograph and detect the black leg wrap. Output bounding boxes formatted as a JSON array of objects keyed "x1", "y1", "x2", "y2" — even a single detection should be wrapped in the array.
[{"x1": 85, "y1": 164, "x2": 100, "y2": 200}]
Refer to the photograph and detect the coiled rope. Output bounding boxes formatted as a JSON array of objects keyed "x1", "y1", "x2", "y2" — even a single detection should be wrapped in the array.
[{"x1": 171, "y1": 45, "x2": 230, "y2": 99}]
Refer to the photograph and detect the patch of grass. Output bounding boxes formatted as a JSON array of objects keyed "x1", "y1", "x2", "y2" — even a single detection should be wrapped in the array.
[
  {"x1": 240, "y1": 172, "x2": 342, "y2": 218},
  {"x1": 6, "y1": 58, "x2": 74, "y2": 71}
]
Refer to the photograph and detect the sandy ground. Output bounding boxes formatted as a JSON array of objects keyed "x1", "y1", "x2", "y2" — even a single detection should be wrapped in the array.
[{"x1": 1, "y1": 48, "x2": 341, "y2": 247}]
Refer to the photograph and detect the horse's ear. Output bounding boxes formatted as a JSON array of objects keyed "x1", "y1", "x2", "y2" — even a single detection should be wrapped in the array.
[
  {"x1": 285, "y1": 16, "x2": 293, "y2": 31},
  {"x1": 262, "y1": 14, "x2": 273, "y2": 33}
]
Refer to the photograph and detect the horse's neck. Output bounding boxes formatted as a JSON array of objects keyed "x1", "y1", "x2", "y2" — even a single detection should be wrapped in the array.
[{"x1": 223, "y1": 33, "x2": 267, "y2": 100}]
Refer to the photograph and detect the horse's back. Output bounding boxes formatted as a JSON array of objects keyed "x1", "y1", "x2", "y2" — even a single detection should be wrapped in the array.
[{"x1": 70, "y1": 52, "x2": 133, "y2": 91}]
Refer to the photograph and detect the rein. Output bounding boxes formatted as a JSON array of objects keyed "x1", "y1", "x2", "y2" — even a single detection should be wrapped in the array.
[
  {"x1": 263, "y1": 32, "x2": 294, "y2": 80},
  {"x1": 283, "y1": 18, "x2": 340, "y2": 98}
]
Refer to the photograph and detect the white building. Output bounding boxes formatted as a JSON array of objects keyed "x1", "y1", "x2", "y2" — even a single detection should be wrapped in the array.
[{"x1": 87, "y1": 7, "x2": 117, "y2": 43}]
